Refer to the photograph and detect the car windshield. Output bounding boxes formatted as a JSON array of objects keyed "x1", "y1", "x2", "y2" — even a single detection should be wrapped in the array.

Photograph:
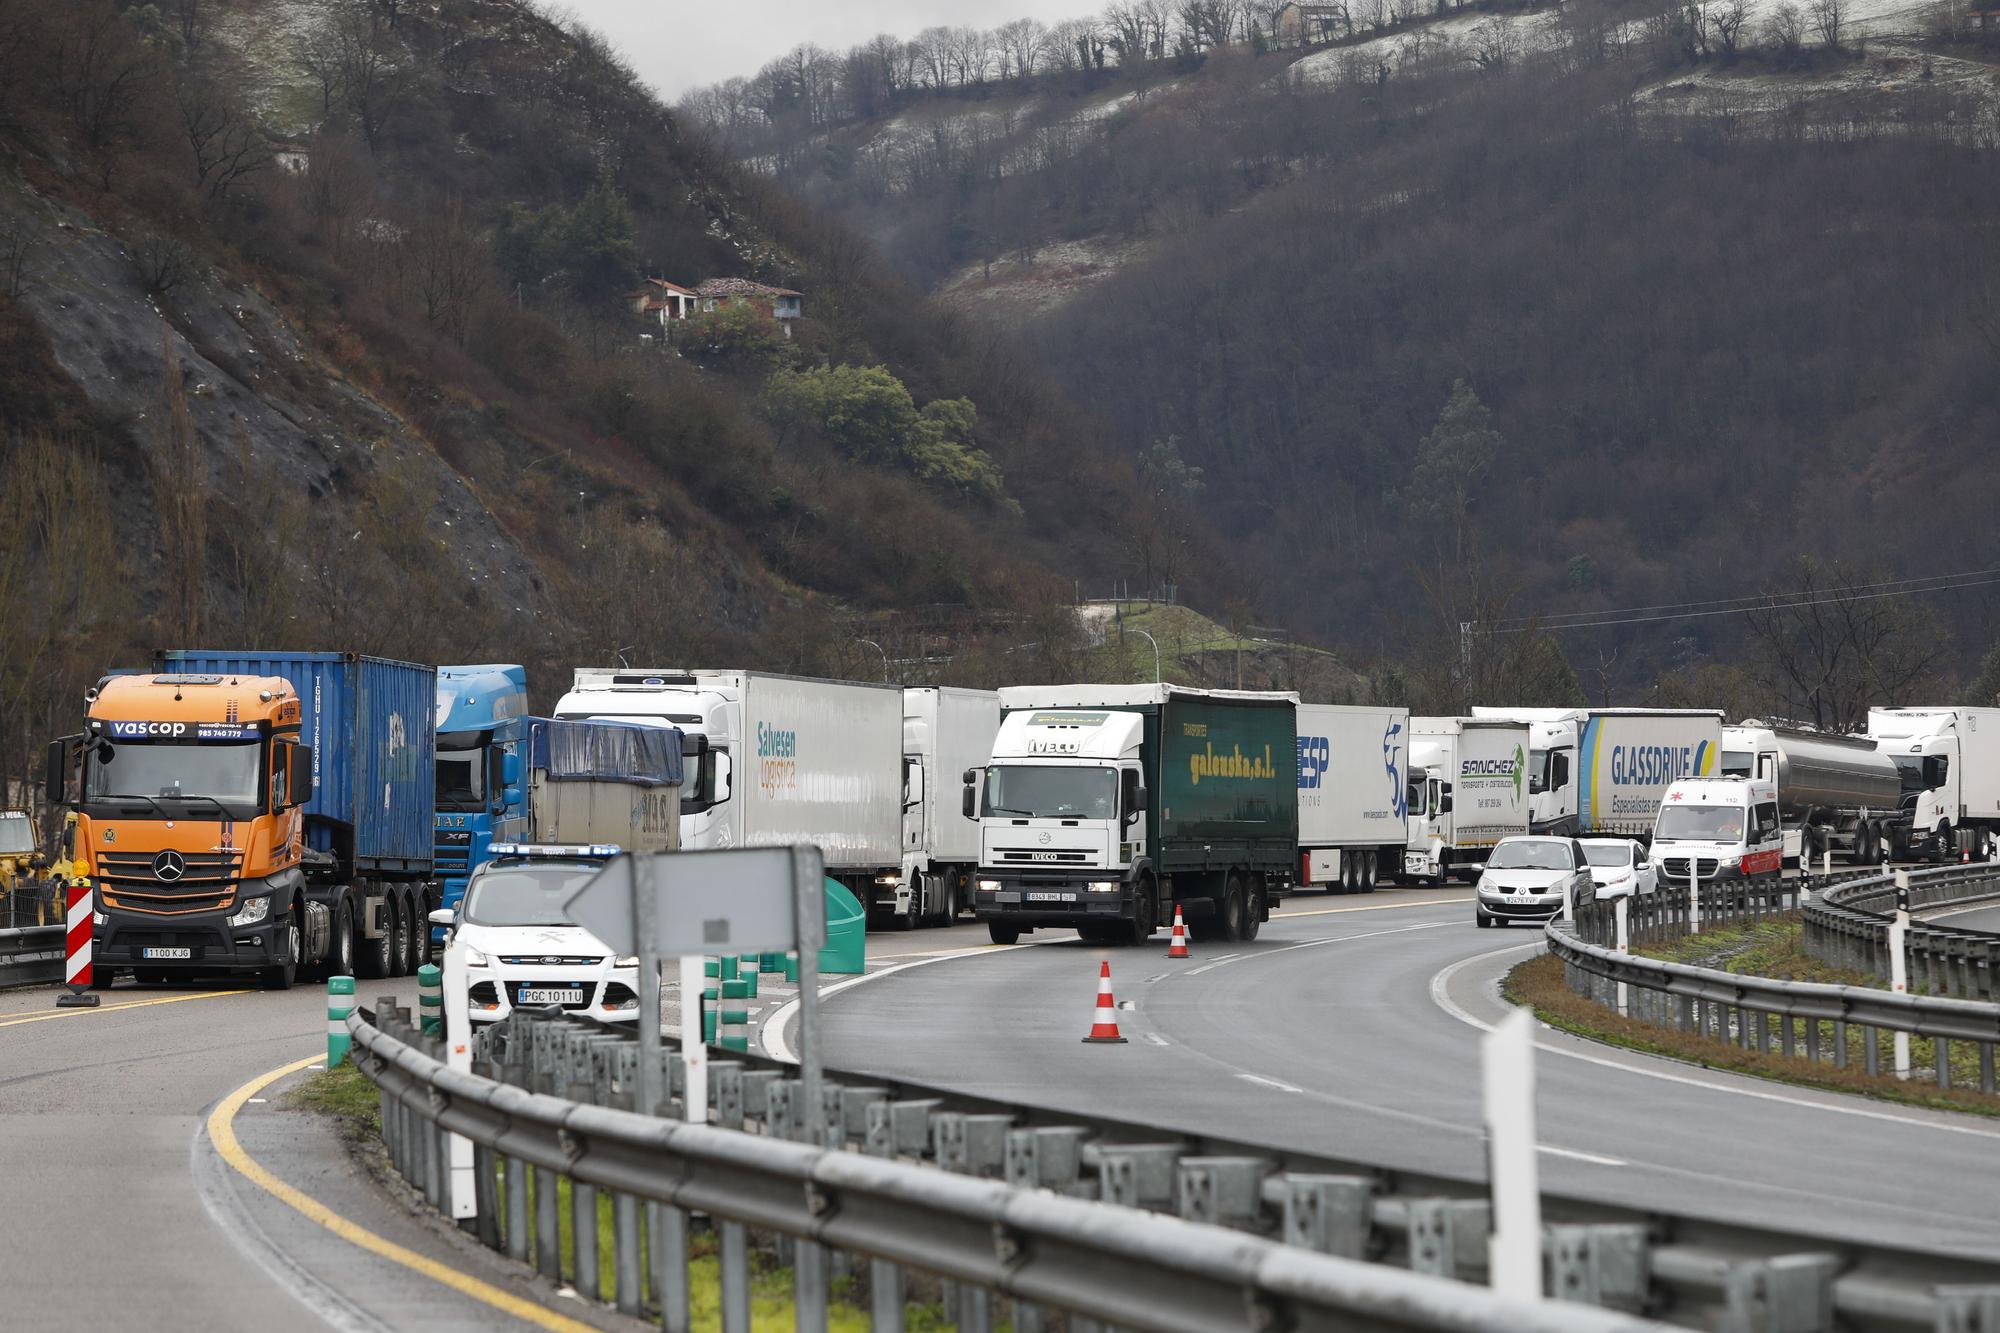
[
  {"x1": 85, "y1": 740, "x2": 261, "y2": 806},
  {"x1": 1487, "y1": 840, "x2": 1573, "y2": 870},
  {"x1": 982, "y1": 765, "x2": 1117, "y2": 819},
  {"x1": 462, "y1": 863, "x2": 600, "y2": 926},
  {"x1": 1583, "y1": 843, "x2": 1634, "y2": 868},
  {"x1": 1654, "y1": 805, "x2": 1745, "y2": 841}
]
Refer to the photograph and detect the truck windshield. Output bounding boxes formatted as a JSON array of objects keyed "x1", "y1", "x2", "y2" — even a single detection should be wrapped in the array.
[
  {"x1": 982, "y1": 765, "x2": 1117, "y2": 819},
  {"x1": 1721, "y1": 750, "x2": 1753, "y2": 778},
  {"x1": 1654, "y1": 805, "x2": 1745, "y2": 842},
  {"x1": 84, "y1": 740, "x2": 261, "y2": 807},
  {"x1": 437, "y1": 730, "x2": 489, "y2": 812},
  {"x1": 462, "y1": 863, "x2": 600, "y2": 926}
]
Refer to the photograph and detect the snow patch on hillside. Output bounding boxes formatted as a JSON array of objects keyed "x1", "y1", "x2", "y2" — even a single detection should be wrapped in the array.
[{"x1": 937, "y1": 236, "x2": 1149, "y2": 322}]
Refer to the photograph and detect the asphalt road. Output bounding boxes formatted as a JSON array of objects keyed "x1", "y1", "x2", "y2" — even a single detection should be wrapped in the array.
[
  {"x1": 819, "y1": 887, "x2": 2000, "y2": 1262},
  {"x1": 1922, "y1": 901, "x2": 2000, "y2": 933}
]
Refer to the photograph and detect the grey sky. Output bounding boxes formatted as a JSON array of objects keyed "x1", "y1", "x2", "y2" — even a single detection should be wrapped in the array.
[{"x1": 566, "y1": 0, "x2": 1091, "y2": 98}]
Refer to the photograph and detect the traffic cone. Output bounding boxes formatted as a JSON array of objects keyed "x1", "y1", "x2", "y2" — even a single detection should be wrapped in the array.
[
  {"x1": 1081, "y1": 960, "x2": 1128, "y2": 1044},
  {"x1": 1166, "y1": 903, "x2": 1191, "y2": 959}
]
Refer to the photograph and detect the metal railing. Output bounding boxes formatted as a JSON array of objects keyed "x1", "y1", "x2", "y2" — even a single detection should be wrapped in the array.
[
  {"x1": 1804, "y1": 866, "x2": 2000, "y2": 999},
  {"x1": 1556, "y1": 868, "x2": 2000, "y2": 1095},
  {"x1": 349, "y1": 1000, "x2": 2000, "y2": 1332},
  {"x1": 0, "y1": 925, "x2": 63, "y2": 989}
]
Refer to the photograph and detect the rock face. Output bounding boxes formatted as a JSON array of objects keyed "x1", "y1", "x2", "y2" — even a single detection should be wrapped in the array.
[{"x1": 1, "y1": 169, "x2": 553, "y2": 631}]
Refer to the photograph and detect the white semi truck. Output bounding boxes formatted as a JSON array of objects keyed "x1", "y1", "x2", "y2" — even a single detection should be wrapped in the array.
[
  {"x1": 1403, "y1": 717, "x2": 1531, "y2": 883},
  {"x1": 895, "y1": 687, "x2": 999, "y2": 928},
  {"x1": 1295, "y1": 703, "x2": 1411, "y2": 893},
  {"x1": 552, "y1": 669, "x2": 905, "y2": 912},
  {"x1": 1470, "y1": 707, "x2": 1723, "y2": 839},
  {"x1": 1867, "y1": 707, "x2": 2000, "y2": 862}
]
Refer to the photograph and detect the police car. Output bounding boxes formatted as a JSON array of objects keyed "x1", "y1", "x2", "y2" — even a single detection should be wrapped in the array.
[{"x1": 427, "y1": 843, "x2": 638, "y2": 1025}]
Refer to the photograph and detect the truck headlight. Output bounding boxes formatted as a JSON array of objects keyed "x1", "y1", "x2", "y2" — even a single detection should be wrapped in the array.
[
  {"x1": 977, "y1": 879, "x2": 1001, "y2": 892},
  {"x1": 226, "y1": 896, "x2": 271, "y2": 927},
  {"x1": 1086, "y1": 881, "x2": 1119, "y2": 892},
  {"x1": 93, "y1": 911, "x2": 106, "y2": 926},
  {"x1": 874, "y1": 873, "x2": 900, "y2": 886}
]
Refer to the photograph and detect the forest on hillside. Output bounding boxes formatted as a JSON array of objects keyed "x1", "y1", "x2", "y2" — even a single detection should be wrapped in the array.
[{"x1": 681, "y1": 0, "x2": 2000, "y2": 699}]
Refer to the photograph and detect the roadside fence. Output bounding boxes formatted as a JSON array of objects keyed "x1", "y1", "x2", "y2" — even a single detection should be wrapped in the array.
[
  {"x1": 349, "y1": 999, "x2": 2000, "y2": 1332},
  {"x1": 1557, "y1": 866, "x2": 2000, "y2": 1095},
  {"x1": 0, "y1": 924, "x2": 64, "y2": 989},
  {"x1": 1804, "y1": 866, "x2": 2000, "y2": 999}
]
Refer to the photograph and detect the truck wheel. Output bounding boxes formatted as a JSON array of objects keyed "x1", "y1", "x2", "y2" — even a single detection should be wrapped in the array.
[
  {"x1": 942, "y1": 871, "x2": 964, "y2": 922},
  {"x1": 897, "y1": 881, "x2": 922, "y2": 931},
  {"x1": 263, "y1": 917, "x2": 300, "y2": 991},
  {"x1": 385, "y1": 899, "x2": 408, "y2": 978},
  {"x1": 330, "y1": 901, "x2": 356, "y2": 979},
  {"x1": 988, "y1": 922, "x2": 1021, "y2": 946},
  {"x1": 357, "y1": 896, "x2": 393, "y2": 979},
  {"x1": 1128, "y1": 886, "x2": 1157, "y2": 945},
  {"x1": 1361, "y1": 852, "x2": 1379, "y2": 894},
  {"x1": 403, "y1": 892, "x2": 425, "y2": 973},
  {"x1": 1239, "y1": 881, "x2": 1264, "y2": 942},
  {"x1": 1220, "y1": 875, "x2": 1248, "y2": 942}
]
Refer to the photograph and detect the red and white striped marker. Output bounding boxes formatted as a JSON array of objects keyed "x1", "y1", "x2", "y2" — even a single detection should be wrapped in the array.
[
  {"x1": 1166, "y1": 902, "x2": 1191, "y2": 959},
  {"x1": 56, "y1": 881, "x2": 100, "y2": 1008},
  {"x1": 1081, "y1": 960, "x2": 1127, "y2": 1044}
]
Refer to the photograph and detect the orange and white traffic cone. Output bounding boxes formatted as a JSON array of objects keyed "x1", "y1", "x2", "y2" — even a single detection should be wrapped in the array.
[
  {"x1": 1166, "y1": 903, "x2": 1191, "y2": 959},
  {"x1": 1081, "y1": 959, "x2": 1128, "y2": 1044}
]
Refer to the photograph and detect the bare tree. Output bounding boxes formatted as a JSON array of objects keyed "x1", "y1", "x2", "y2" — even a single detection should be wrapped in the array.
[
  {"x1": 177, "y1": 77, "x2": 272, "y2": 201},
  {"x1": 46, "y1": 3, "x2": 156, "y2": 153},
  {"x1": 401, "y1": 197, "x2": 487, "y2": 343},
  {"x1": 150, "y1": 326, "x2": 209, "y2": 643},
  {"x1": 0, "y1": 219, "x2": 35, "y2": 299},
  {"x1": 1743, "y1": 559, "x2": 1951, "y2": 731},
  {"x1": 1809, "y1": 0, "x2": 1846, "y2": 48},
  {"x1": 1761, "y1": 2, "x2": 1807, "y2": 62},
  {"x1": 994, "y1": 17, "x2": 1049, "y2": 79},
  {"x1": 1707, "y1": 0, "x2": 1752, "y2": 58},
  {"x1": 134, "y1": 231, "x2": 194, "y2": 298},
  {"x1": 299, "y1": 18, "x2": 348, "y2": 113}
]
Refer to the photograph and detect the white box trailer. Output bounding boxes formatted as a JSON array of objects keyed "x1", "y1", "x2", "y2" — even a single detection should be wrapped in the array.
[
  {"x1": 1470, "y1": 707, "x2": 1723, "y2": 839},
  {"x1": 1868, "y1": 707, "x2": 2000, "y2": 861},
  {"x1": 892, "y1": 687, "x2": 1000, "y2": 927},
  {"x1": 552, "y1": 669, "x2": 904, "y2": 898},
  {"x1": 1404, "y1": 717, "x2": 1531, "y2": 883},
  {"x1": 1295, "y1": 704, "x2": 1411, "y2": 893}
]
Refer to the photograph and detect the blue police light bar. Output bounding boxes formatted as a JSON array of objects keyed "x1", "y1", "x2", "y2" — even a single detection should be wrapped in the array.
[{"x1": 489, "y1": 842, "x2": 624, "y2": 860}]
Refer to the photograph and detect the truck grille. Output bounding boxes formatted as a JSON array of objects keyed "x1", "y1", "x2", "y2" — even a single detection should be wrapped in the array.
[
  {"x1": 434, "y1": 847, "x2": 470, "y2": 874},
  {"x1": 96, "y1": 850, "x2": 243, "y2": 916},
  {"x1": 1659, "y1": 857, "x2": 1719, "y2": 879},
  {"x1": 997, "y1": 848, "x2": 1091, "y2": 864}
]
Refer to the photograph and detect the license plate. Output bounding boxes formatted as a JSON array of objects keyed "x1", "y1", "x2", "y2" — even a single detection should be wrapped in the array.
[
  {"x1": 1026, "y1": 891, "x2": 1077, "y2": 902},
  {"x1": 141, "y1": 947, "x2": 192, "y2": 960},
  {"x1": 518, "y1": 987, "x2": 584, "y2": 1005},
  {"x1": 1504, "y1": 896, "x2": 1536, "y2": 906}
]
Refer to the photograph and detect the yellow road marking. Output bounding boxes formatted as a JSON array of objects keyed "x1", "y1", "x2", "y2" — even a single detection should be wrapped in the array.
[
  {"x1": 209, "y1": 1056, "x2": 599, "y2": 1333},
  {"x1": 1279, "y1": 896, "x2": 1465, "y2": 918},
  {"x1": 0, "y1": 989, "x2": 244, "y2": 1028}
]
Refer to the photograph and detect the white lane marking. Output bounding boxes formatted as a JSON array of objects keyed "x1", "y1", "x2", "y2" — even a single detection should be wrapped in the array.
[
  {"x1": 1238, "y1": 1073, "x2": 1303, "y2": 1093},
  {"x1": 1279, "y1": 896, "x2": 1467, "y2": 918},
  {"x1": 1185, "y1": 953, "x2": 1241, "y2": 975},
  {"x1": 1143, "y1": 1033, "x2": 1170, "y2": 1047},
  {"x1": 1427, "y1": 943, "x2": 2000, "y2": 1143},
  {"x1": 1540, "y1": 1145, "x2": 1625, "y2": 1167},
  {"x1": 1143, "y1": 973, "x2": 1170, "y2": 984},
  {"x1": 247, "y1": 1098, "x2": 267, "y2": 1105}
]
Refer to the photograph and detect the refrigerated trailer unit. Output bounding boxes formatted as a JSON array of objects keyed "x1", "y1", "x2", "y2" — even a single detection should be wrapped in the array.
[
  {"x1": 970, "y1": 685, "x2": 1299, "y2": 946},
  {"x1": 895, "y1": 687, "x2": 999, "y2": 928},
  {"x1": 552, "y1": 669, "x2": 904, "y2": 906},
  {"x1": 1867, "y1": 707, "x2": 2000, "y2": 861},
  {"x1": 1469, "y1": 708, "x2": 1723, "y2": 839},
  {"x1": 1294, "y1": 704, "x2": 1410, "y2": 893},
  {"x1": 1404, "y1": 717, "x2": 1531, "y2": 883}
]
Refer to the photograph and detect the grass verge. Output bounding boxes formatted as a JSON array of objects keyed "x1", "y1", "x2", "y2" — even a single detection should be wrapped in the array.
[
  {"x1": 287, "y1": 1057, "x2": 382, "y2": 1137},
  {"x1": 1504, "y1": 950, "x2": 2000, "y2": 1118}
]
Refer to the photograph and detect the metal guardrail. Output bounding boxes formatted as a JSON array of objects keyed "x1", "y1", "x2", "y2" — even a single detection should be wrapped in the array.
[
  {"x1": 350, "y1": 999, "x2": 2000, "y2": 1332},
  {"x1": 0, "y1": 926, "x2": 64, "y2": 989},
  {"x1": 1804, "y1": 867, "x2": 2000, "y2": 1000},
  {"x1": 1558, "y1": 867, "x2": 2000, "y2": 1096}
]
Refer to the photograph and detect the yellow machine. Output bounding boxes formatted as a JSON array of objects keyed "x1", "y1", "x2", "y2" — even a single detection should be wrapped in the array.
[{"x1": 0, "y1": 808, "x2": 51, "y2": 924}]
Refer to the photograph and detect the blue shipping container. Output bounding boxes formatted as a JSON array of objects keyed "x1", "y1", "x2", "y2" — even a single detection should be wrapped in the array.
[{"x1": 157, "y1": 651, "x2": 436, "y2": 876}]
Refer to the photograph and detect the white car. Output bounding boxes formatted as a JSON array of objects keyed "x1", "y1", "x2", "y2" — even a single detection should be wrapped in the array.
[
  {"x1": 1580, "y1": 838, "x2": 1658, "y2": 901},
  {"x1": 1474, "y1": 835, "x2": 1593, "y2": 928},
  {"x1": 430, "y1": 845, "x2": 640, "y2": 1025}
]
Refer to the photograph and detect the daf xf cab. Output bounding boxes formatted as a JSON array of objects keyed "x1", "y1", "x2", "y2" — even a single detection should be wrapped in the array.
[
  {"x1": 433, "y1": 664, "x2": 531, "y2": 936},
  {"x1": 1470, "y1": 707, "x2": 1723, "y2": 839},
  {"x1": 1294, "y1": 703, "x2": 1410, "y2": 893},
  {"x1": 968, "y1": 685, "x2": 1298, "y2": 946},
  {"x1": 52, "y1": 651, "x2": 435, "y2": 989},
  {"x1": 1403, "y1": 717, "x2": 1531, "y2": 883}
]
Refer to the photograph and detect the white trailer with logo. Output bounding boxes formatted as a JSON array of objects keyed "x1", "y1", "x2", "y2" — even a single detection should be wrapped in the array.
[
  {"x1": 896, "y1": 686, "x2": 1000, "y2": 928},
  {"x1": 552, "y1": 669, "x2": 904, "y2": 910},
  {"x1": 1470, "y1": 707, "x2": 1724, "y2": 839},
  {"x1": 1868, "y1": 707, "x2": 2000, "y2": 862},
  {"x1": 1295, "y1": 704, "x2": 1411, "y2": 893},
  {"x1": 1403, "y1": 717, "x2": 1531, "y2": 884}
]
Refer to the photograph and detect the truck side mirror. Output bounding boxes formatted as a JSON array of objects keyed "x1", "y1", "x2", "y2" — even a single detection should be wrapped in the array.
[
  {"x1": 501, "y1": 751, "x2": 521, "y2": 786},
  {"x1": 962, "y1": 783, "x2": 977, "y2": 819},
  {"x1": 1122, "y1": 770, "x2": 1147, "y2": 821},
  {"x1": 903, "y1": 757, "x2": 923, "y2": 811},
  {"x1": 44, "y1": 739, "x2": 67, "y2": 803},
  {"x1": 291, "y1": 745, "x2": 314, "y2": 805},
  {"x1": 712, "y1": 751, "x2": 732, "y2": 801},
  {"x1": 1554, "y1": 753, "x2": 1571, "y2": 788},
  {"x1": 503, "y1": 785, "x2": 523, "y2": 808},
  {"x1": 1440, "y1": 792, "x2": 1454, "y2": 814}
]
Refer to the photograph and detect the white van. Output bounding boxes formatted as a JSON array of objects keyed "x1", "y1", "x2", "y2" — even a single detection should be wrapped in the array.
[{"x1": 1648, "y1": 776, "x2": 1783, "y2": 885}]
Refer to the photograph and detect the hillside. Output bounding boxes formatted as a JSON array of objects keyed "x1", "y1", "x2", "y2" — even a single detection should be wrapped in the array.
[
  {"x1": 0, "y1": 0, "x2": 1194, "y2": 788},
  {"x1": 683, "y1": 0, "x2": 2000, "y2": 694}
]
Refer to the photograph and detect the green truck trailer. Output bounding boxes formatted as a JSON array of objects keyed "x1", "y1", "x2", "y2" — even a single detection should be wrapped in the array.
[{"x1": 966, "y1": 685, "x2": 1299, "y2": 945}]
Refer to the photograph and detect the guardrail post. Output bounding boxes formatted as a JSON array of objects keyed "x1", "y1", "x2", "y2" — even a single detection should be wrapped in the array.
[
  {"x1": 1936, "y1": 1286, "x2": 2000, "y2": 1332},
  {"x1": 934, "y1": 1111, "x2": 1012, "y2": 1326},
  {"x1": 1721, "y1": 1253, "x2": 1839, "y2": 1333},
  {"x1": 719, "y1": 1217, "x2": 751, "y2": 1333},
  {"x1": 1547, "y1": 1224, "x2": 1650, "y2": 1312},
  {"x1": 1276, "y1": 1174, "x2": 1374, "y2": 1259},
  {"x1": 1406, "y1": 1197, "x2": 1493, "y2": 1283},
  {"x1": 1178, "y1": 1157, "x2": 1272, "y2": 1232},
  {"x1": 1891, "y1": 876, "x2": 1912, "y2": 1080}
]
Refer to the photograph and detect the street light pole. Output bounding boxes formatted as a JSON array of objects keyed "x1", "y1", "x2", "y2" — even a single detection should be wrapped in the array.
[
  {"x1": 1132, "y1": 629, "x2": 1161, "y2": 684},
  {"x1": 855, "y1": 639, "x2": 889, "y2": 683}
]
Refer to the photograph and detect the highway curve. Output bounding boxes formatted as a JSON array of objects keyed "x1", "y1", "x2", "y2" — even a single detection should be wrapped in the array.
[{"x1": 817, "y1": 889, "x2": 2000, "y2": 1262}]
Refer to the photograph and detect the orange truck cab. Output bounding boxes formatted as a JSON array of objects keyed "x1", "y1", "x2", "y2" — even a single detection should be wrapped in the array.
[{"x1": 50, "y1": 656, "x2": 437, "y2": 989}]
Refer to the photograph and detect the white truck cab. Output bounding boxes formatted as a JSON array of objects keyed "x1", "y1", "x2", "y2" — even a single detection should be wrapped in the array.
[{"x1": 1649, "y1": 776, "x2": 1782, "y2": 884}]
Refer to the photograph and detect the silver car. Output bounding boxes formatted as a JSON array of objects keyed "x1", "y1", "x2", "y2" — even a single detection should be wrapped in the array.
[
  {"x1": 1474, "y1": 835, "x2": 1593, "y2": 928},
  {"x1": 1580, "y1": 838, "x2": 1659, "y2": 902}
]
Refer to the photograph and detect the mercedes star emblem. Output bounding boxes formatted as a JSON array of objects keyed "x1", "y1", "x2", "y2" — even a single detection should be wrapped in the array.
[{"x1": 154, "y1": 850, "x2": 187, "y2": 882}]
